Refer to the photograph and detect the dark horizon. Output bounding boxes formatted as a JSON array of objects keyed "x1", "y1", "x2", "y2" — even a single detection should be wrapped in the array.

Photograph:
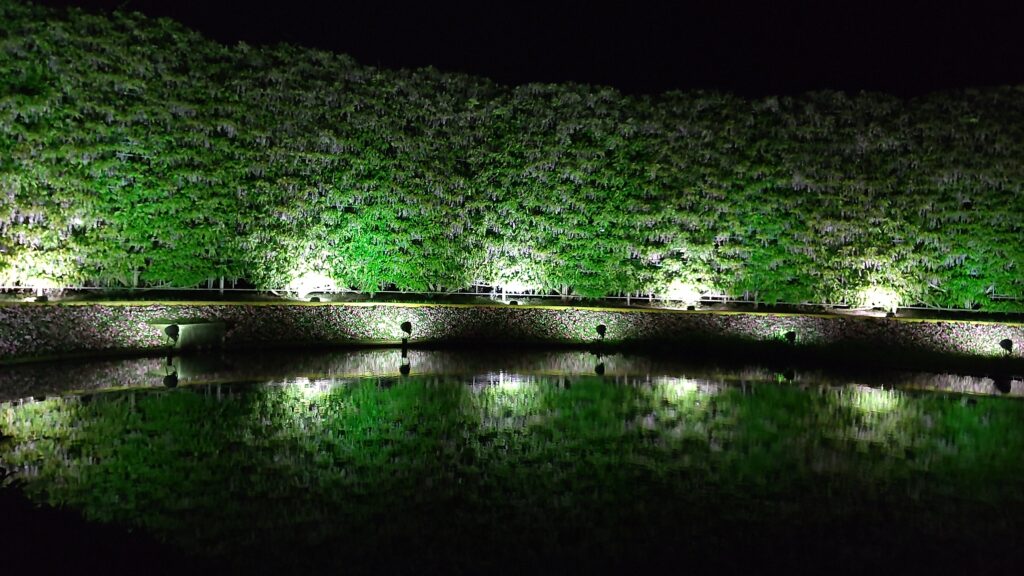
[{"x1": 25, "y1": 0, "x2": 1024, "y2": 97}]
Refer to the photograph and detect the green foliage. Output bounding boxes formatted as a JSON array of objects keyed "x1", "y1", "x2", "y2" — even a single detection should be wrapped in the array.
[{"x1": 0, "y1": 0, "x2": 1021, "y2": 310}]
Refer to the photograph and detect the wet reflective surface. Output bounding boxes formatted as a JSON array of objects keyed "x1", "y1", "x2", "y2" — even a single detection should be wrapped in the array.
[{"x1": 2, "y1": 349, "x2": 1024, "y2": 574}]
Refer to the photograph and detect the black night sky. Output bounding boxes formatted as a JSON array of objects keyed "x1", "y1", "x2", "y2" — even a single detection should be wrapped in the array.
[{"x1": 26, "y1": 0, "x2": 1024, "y2": 96}]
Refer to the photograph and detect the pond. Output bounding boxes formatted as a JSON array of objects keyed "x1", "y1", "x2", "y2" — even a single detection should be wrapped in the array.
[{"x1": 2, "y1": 348, "x2": 1023, "y2": 574}]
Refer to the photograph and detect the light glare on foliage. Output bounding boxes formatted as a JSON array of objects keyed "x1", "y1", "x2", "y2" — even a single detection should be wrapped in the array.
[
  {"x1": 664, "y1": 281, "x2": 702, "y2": 307},
  {"x1": 287, "y1": 271, "x2": 337, "y2": 300},
  {"x1": 855, "y1": 286, "x2": 901, "y2": 313},
  {"x1": 497, "y1": 280, "x2": 535, "y2": 294}
]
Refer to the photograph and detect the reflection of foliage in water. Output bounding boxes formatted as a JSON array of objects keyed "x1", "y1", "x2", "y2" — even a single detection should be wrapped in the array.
[{"x1": 2, "y1": 377, "x2": 1024, "y2": 573}]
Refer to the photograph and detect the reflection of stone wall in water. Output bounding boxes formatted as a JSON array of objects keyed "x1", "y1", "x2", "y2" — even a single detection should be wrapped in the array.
[
  {"x1": 790, "y1": 369, "x2": 1024, "y2": 397},
  {"x1": 0, "y1": 357, "x2": 163, "y2": 402},
  {"x1": 2, "y1": 348, "x2": 1022, "y2": 404},
  {"x1": 0, "y1": 303, "x2": 1022, "y2": 363}
]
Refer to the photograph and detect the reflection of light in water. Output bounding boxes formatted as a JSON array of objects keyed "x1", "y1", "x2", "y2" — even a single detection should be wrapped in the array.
[
  {"x1": 470, "y1": 371, "x2": 532, "y2": 391},
  {"x1": 655, "y1": 376, "x2": 699, "y2": 393},
  {"x1": 497, "y1": 371, "x2": 524, "y2": 390},
  {"x1": 286, "y1": 377, "x2": 337, "y2": 400},
  {"x1": 846, "y1": 385, "x2": 901, "y2": 414},
  {"x1": 653, "y1": 376, "x2": 715, "y2": 402},
  {"x1": 638, "y1": 377, "x2": 720, "y2": 440},
  {"x1": 827, "y1": 385, "x2": 909, "y2": 455},
  {"x1": 648, "y1": 377, "x2": 719, "y2": 428},
  {"x1": 472, "y1": 372, "x2": 546, "y2": 429}
]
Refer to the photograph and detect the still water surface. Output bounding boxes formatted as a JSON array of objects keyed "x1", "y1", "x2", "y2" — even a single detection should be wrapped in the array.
[{"x1": 2, "y1": 349, "x2": 1023, "y2": 574}]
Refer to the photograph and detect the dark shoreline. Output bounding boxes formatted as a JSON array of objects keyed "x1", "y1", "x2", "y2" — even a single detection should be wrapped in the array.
[{"x1": 0, "y1": 472, "x2": 220, "y2": 575}]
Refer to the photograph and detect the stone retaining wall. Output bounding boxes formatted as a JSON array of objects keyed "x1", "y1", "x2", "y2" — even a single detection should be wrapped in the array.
[{"x1": 1, "y1": 302, "x2": 1022, "y2": 363}]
